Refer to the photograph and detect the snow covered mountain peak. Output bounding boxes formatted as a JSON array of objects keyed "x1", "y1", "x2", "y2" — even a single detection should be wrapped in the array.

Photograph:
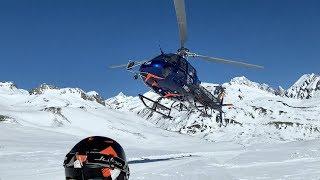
[
  {"x1": 0, "y1": 81, "x2": 17, "y2": 89},
  {"x1": 105, "y1": 92, "x2": 140, "y2": 109},
  {"x1": 87, "y1": 91, "x2": 99, "y2": 96},
  {"x1": 286, "y1": 73, "x2": 320, "y2": 99},
  {"x1": 228, "y1": 76, "x2": 276, "y2": 94},
  {"x1": 27, "y1": 84, "x2": 105, "y2": 105},
  {"x1": 229, "y1": 76, "x2": 251, "y2": 84},
  {"x1": 115, "y1": 92, "x2": 127, "y2": 98},
  {"x1": 29, "y1": 83, "x2": 58, "y2": 95},
  {"x1": 0, "y1": 81, "x2": 28, "y2": 95},
  {"x1": 85, "y1": 91, "x2": 105, "y2": 106},
  {"x1": 0, "y1": 82, "x2": 106, "y2": 108}
]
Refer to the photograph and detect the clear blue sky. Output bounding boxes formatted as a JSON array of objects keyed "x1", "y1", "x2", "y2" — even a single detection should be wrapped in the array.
[{"x1": 0, "y1": 0, "x2": 319, "y2": 98}]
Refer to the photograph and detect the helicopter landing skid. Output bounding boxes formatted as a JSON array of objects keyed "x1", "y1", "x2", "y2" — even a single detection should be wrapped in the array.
[
  {"x1": 139, "y1": 94, "x2": 173, "y2": 118},
  {"x1": 193, "y1": 104, "x2": 213, "y2": 117},
  {"x1": 138, "y1": 94, "x2": 189, "y2": 119}
]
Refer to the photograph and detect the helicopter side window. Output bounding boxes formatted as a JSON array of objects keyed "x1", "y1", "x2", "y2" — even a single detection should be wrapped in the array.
[
  {"x1": 179, "y1": 58, "x2": 187, "y2": 72},
  {"x1": 165, "y1": 54, "x2": 179, "y2": 65}
]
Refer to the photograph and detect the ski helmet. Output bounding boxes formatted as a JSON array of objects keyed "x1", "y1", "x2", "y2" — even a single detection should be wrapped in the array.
[{"x1": 64, "y1": 136, "x2": 130, "y2": 180}]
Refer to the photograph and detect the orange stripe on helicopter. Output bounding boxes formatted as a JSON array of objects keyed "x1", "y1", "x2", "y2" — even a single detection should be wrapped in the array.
[
  {"x1": 164, "y1": 92, "x2": 181, "y2": 98},
  {"x1": 151, "y1": 81, "x2": 159, "y2": 87},
  {"x1": 145, "y1": 73, "x2": 164, "y2": 82}
]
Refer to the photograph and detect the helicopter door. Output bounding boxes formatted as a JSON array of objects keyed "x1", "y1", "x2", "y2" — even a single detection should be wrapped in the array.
[{"x1": 187, "y1": 64, "x2": 196, "y2": 84}]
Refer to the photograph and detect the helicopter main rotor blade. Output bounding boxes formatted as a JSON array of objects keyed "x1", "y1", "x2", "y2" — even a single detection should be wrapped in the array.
[
  {"x1": 173, "y1": 0, "x2": 188, "y2": 48},
  {"x1": 190, "y1": 53, "x2": 264, "y2": 69},
  {"x1": 109, "y1": 60, "x2": 149, "y2": 69},
  {"x1": 109, "y1": 63, "x2": 128, "y2": 69}
]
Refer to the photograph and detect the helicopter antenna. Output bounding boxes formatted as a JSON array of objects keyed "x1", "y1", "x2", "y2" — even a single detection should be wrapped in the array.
[{"x1": 158, "y1": 44, "x2": 164, "y2": 54}]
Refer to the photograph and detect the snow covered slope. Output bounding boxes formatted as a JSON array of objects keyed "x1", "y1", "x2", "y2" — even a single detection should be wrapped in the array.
[
  {"x1": 0, "y1": 75, "x2": 320, "y2": 180},
  {"x1": 2, "y1": 123, "x2": 319, "y2": 180}
]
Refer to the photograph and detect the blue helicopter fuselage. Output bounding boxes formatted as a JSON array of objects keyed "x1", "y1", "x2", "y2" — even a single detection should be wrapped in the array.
[{"x1": 139, "y1": 53, "x2": 201, "y2": 101}]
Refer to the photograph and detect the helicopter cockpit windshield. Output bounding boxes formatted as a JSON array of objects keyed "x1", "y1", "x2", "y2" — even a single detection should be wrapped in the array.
[{"x1": 164, "y1": 54, "x2": 179, "y2": 65}]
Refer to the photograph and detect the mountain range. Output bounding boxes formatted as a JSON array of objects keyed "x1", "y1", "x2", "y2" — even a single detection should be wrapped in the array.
[
  {"x1": 1, "y1": 73, "x2": 320, "y2": 179},
  {"x1": 1, "y1": 73, "x2": 320, "y2": 144}
]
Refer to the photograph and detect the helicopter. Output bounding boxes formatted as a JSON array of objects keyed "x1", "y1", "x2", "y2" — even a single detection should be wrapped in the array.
[{"x1": 110, "y1": 0, "x2": 263, "y2": 123}]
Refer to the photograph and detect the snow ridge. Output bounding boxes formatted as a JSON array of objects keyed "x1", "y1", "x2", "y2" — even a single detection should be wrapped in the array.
[
  {"x1": 228, "y1": 76, "x2": 276, "y2": 94},
  {"x1": 0, "y1": 81, "x2": 28, "y2": 95},
  {"x1": 286, "y1": 73, "x2": 320, "y2": 99},
  {"x1": 0, "y1": 82, "x2": 106, "y2": 108}
]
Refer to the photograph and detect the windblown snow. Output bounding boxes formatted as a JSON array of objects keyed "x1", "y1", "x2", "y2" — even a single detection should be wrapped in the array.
[{"x1": 0, "y1": 74, "x2": 320, "y2": 180}]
